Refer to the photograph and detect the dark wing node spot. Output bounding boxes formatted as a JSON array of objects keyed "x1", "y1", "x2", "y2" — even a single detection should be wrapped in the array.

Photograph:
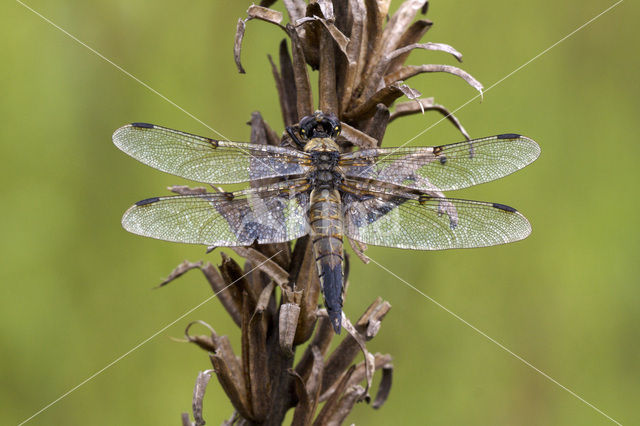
[
  {"x1": 131, "y1": 122, "x2": 154, "y2": 129},
  {"x1": 135, "y1": 197, "x2": 160, "y2": 206},
  {"x1": 492, "y1": 202, "x2": 517, "y2": 213},
  {"x1": 433, "y1": 146, "x2": 443, "y2": 155},
  {"x1": 205, "y1": 137, "x2": 219, "y2": 148},
  {"x1": 497, "y1": 133, "x2": 521, "y2": 139},
  {"x1": 418, "y1": 194, "x2": 432, "y2": 204}
]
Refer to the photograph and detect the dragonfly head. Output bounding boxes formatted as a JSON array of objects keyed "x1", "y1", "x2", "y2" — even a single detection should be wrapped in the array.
[{"x1": 299, "y1": 111, "x2": 341, "y2": 140}]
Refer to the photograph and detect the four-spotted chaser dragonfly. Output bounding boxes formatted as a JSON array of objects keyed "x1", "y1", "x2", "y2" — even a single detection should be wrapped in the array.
[{"x1": 113, "y1": 111, "x2": 540, "y2": 333}]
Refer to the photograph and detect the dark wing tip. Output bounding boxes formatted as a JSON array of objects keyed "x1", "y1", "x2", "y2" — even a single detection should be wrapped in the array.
[
  {"x1": 496, "y1": 133, "x2": 521, "y2": 139},
  {"x1": 492, "y1": 202, "x2": 517, "y2": 213},
  {"x1": 135, "y1": 197, "x2": 161, "y2": 206},
  {"x1": 131, "y1": 122, "x2": 155, "y2": 129}
]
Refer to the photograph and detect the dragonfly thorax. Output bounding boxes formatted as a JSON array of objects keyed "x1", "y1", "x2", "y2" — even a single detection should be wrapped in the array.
[{"x1": 306, "y1": 139, "x2": 342, "y2": 189}]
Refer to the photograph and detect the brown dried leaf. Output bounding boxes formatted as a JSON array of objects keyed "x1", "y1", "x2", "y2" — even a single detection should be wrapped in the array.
[
  {"x1": 348, "y1": 237, "x2": 370, "y2": 264},
  {"x1": 290, "y1": 346, "x2": 324, "y2": 426},
  {"x1": 332, "y1": 353, "x2": 392, "y2": 401},
  {"x1": 278, "y1": 39, "x2": 299, "y2": 126},
  {"x1": 387, "y1": 42, "x2": 463, "y2": 64},
  {"x1": 386, "y1": 19, "x2": 433, "y2": 75},
  {"x1": 234, "y1": 18, "x2": 247, "y2": 74},
  {"x1": 231, "y1": 247, "x2": 289, "y2": 288},
  {"x1": 157, "y1": 260, "x2": 202, "y2": 288},
  {"x1": 241, "y1": 291, "x2": 270, "y2": 421},
  {"x1": 255, "y1": 281, "x2": 275, "y2": 314},
  {"x1": 363, "y1": 103, "x2": 390, "y2": 146},
  {"x1": 320, "y1": 298, "x2": 390, "y2": 396},
  {"x1": 200, "y1": 262, "x2": 242, "y2": 327},
  {"x1": 390, "y1": 98, "x2": 471, "y2": 140},
  {"x1": 220, "y1": 253, "x2": 259, "y2": 306},
  {"x1": 385, "y1": 64, "x2": 484, "y2": 96},
  {"x1": 235, "y1": 6, "x2": 285, "y2": 74},
  {"x1": 184, "y1": 320, "x2": 218, "y2": 353},
  {"x1": 338, "y1": 0, "x2": 365, "y2": 113},
  {"x1": 283, "y1": 0, "x2": 307, "y2": 23},
  {"x1": 340, "y1": 122, "x2": 378, "y2": 149},
  {"x1": 290, "y1": 369, "x2": 312, "y2": 426},
  {"x1": 361, "y1": 0, "x2": 421, "y2": 95},
  {"x1": 318, "y1": 23, "x2": 338, "y2": 114},
  {"x1": 341, "y1": 314, "x2": 375, "y2": 401},
  {"x1": 168, "y1": 185, "x2": 207, "y2": 195},
  {"x1": 363, "y1": 0, "x2": 391, "y2": 63},
  {"x1": 372, "y1": 361, "x2": 393, "y2": 409},
  {"x1": 295, "y1": 316, "x2": 334, "y2": 380},
  {"x1": 313, "y1": 365, "x2": 356, "y2": 426},
  {"x1": 181, "y1": 413, "x2": 193, "y2": 426},
  {"x1": 326, "y1": 385, "x2": 367, "y2": 425},
  {"x1": 289, "y1": 237, "x2": 321, "y2": 344},
  {"x1": 343, "y1": 83, "x2": 410, "y2": 121},
  {"x1": 247, "y1": 4, "x2": 284, "y2": 24},
  {"x1": 279, "y1": 303, "x2": 300, "y2": 356},
  {"x1": 209, "y1": 334, "x2": 250, "y2": 420},
  {"x1": 287, "y1": 24, "x2": 314, "y2": 119},
  {"x1": 210, "y1": 352, "x2": 253, "y2": 421},
  {"x1": 191, "y1": 370, "x2": 213, "y2": 426}
]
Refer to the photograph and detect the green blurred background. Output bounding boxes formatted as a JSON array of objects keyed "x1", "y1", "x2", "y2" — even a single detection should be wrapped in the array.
[{"x1": 2, "y1": 0, "x2": 638, "y2": 424}]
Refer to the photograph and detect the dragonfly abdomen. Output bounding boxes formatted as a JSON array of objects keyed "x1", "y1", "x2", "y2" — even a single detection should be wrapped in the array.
[{"x1": 309, "y1": 188, "x2": 344, "y2": 334}]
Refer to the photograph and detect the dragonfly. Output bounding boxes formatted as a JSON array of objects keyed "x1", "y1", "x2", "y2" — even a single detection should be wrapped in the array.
[{"x1": 113, "y1": 111, "x2": 540, "y2": 333}]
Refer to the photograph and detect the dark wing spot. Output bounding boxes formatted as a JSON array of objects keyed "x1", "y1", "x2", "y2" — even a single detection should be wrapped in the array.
[
  {"x1": 497, "y1": 133, "x2": 521, "y2": 139},
  {"x1": 135, "y1": 197, "x2": 160, "y2": 206},
  {"x1": 493, "y1": 202, "x2": 517, "y2": 213},
  {"x1": 205, "y1": 137, "x2": 219, "y2": 148},
  {"x1": 131, "y1": 122, "x2": 154, "y2": 129},
  {"x1": 433, "y1": 145, "x2": 443, "y2": 155},
  {"x1": 439, "y1": 155, "x2": 447, "y2": 165},
  {"x1": 418, "y1": 194, "x2": 432, "y2": 204}
]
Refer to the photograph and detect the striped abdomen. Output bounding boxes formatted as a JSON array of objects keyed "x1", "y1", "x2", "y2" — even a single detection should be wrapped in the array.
[{"x1": 309, "y1": 188, "x2": 344, "y2": 333}]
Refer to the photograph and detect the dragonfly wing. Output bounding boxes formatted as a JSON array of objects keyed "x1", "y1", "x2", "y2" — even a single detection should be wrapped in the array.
[
  {"x1": 122, "y1": 180, "x2": 311, "y2": 246},
  {"x1": 342, "y1": 181, "x2": 531, "y2": 250},
  {"x1": 340, "y1": 134, "x2": 539, "y2": 192},
  {"x1": 113, "y1": 123, "x2": 311, "y2": 184}
]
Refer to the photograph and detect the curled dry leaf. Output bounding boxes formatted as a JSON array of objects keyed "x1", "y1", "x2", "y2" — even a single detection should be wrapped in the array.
[
  {"x1": 192, "y1": 370, "x2": 213, "y2": 426},
  {"x1": 157, "y1": 260, "x2": 202, "y2": 288},
  {"x1": 390, "y1": 97, "x2": 471, "y2": 140},
  {"x1": 385, "y1": 64, "x2": 484, "y2": 96},
  {"x1": 234, "y1": 5, "x2": 285, "y2": 74}
]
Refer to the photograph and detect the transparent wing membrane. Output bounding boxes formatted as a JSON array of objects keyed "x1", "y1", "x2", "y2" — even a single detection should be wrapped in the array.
[
  {"x1": 342, "y1": 180, "x2": 531, "y2": 250},
  {"x1": 122, "y1": 180, "x2": 311, "y2": 246},
  {"x1": 340, "y1": 134, "x2": 539, "y2": 192},
  {"x1": 113, "y1": 123, "x2": 311, "y2": 184}
]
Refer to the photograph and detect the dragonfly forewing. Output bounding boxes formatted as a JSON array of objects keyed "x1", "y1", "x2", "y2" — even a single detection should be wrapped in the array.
[
  {"x1": 339, "y1": 134, "x2": 539, "y2": 192},
  {"x1": 113, "y1": 123, "x2": 311, "y2": 185}
]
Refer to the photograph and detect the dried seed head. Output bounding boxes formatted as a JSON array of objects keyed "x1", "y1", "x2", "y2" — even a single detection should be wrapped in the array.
[{"x1": 180, "y1": 1, "x2": 484, "y2": 423}]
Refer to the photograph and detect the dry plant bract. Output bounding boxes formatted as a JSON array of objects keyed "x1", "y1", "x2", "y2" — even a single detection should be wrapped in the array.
[{"x1": 175, "y1": 1, "x2": 481, "y2": 424}]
